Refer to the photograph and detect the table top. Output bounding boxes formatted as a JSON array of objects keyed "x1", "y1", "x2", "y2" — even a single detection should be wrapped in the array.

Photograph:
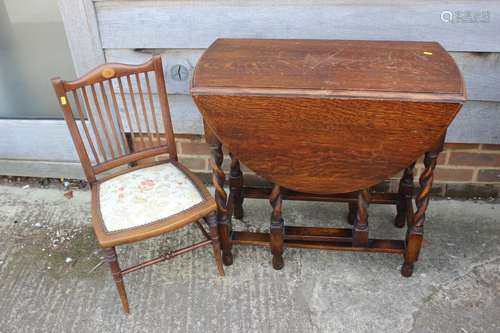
[
  {"x1": 192, "y1": 39, "x2": 465, "y2": 194},
  {"x1": 192, "y1": 38, "x2": 465, "y2": 103}
]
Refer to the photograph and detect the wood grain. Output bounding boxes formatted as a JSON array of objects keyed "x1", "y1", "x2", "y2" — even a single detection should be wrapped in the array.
[
  {"x1": 95, "y1": 0, "x2": 500, "y2": 52},
  {"x1": 106, "y1": 48, "x2": 500, "y2": 102},
  {"x1": 192, "y1": 39, "x2": 464, "y2": 193},
  {"x1": 193, "y1": 39, "x2": 465, "y2": 101},
  {"x1": 196, "y1": 95, "x2": 461, "y2": 193}
]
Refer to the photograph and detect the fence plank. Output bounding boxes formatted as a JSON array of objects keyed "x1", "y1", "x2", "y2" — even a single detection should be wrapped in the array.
[
  {"x1": 59, "y1": 0, "x2": 105, "y2": 76},
  {"x1": 0, "y1": 160, "x2": 85, "y2": 179},
  {"x1": 447, "y1": 101, "x2": 500, "y2": 144},
  {"x1": 0, "y1": 95, "x2": 203, "y2": 161},
  {"x1": 450, "y1": 52, "x2": 500, "y2": 102},
  {"x1": 95, "y1": 0, "x2": 500, "y2": 52}
]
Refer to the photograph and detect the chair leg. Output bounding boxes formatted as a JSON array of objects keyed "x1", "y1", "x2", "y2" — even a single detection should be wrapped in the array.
[
  {"x1": 103, "y1": 247, "x2": 130, "y2": 314},
  {"x1": 270, "y1": 184, "x2": 285, "y2": 270},
  {"x1": 206, "y1": 212, "x2": 225, "y2": 276}
]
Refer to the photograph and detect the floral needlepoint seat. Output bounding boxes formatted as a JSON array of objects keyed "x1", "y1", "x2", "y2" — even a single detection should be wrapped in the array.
[
  {"x1": 98, "y1": 162, "x2": 203, "y2": 233},
  {"x1": 91, "y1": 160, "x2": 217, "y2": 249}
]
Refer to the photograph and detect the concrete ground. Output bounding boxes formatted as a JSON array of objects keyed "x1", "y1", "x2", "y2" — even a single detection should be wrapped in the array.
[{"x1": 0, "y1": 183, "x2": 498, "y2": 333}]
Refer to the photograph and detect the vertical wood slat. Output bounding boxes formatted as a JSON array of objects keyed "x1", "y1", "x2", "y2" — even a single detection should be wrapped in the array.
[
  {"x1": 71, "y1": 90, "x2": 101, "y2": 164},
  {"x1": 108, "y1": 79, "x2": 131, "y2": 154},
  {"x1": 153, "y1": 56, "x2": 178, "y2": 160},
  {"x1": 99, "y1": 81, "x2": 124, "y2": 156},
  {"x1": 117, "y1": 77, "x2": 137, "y2": 152},
  {"x1": 81, "y1": 86, "x2": 107, "y2": 161},
  {"x1": 135, "y1": 73, "x2": 155, "y2": 147},
  {"x1": 52, "y1": 78, "x2": 97, "y2": 183},
  {"x1": 57, "y1": 57, "x2": 174, "y2": 174},
  {"x1": 90, "y1": 84, "x2": 116, "y2": 158},
  {"x1": 126, "y1": 75, "x2": 147, "y2": 149},
  {"x1": 144, "y1": 71, "x2": 161, "y2": 145}
]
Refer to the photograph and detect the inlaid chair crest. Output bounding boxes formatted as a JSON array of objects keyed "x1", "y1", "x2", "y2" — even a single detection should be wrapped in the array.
[{"x1": 52, "y1": 55, "x2": 224, "y2": 314}]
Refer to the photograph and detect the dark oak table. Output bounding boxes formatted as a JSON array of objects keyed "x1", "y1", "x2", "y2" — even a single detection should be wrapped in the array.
[{"x1": 191, "y1": 38, "x2": 465, "y2": 276}]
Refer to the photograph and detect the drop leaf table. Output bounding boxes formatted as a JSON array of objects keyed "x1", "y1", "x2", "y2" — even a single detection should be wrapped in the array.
[{"x1": 191, "y1": 38, "x2": 465, "y2": 276}]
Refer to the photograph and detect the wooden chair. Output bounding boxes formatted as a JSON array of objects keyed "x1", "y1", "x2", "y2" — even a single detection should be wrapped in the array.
[{"x1": 51, "y1": 55, "x2": 224, "y2": 313}]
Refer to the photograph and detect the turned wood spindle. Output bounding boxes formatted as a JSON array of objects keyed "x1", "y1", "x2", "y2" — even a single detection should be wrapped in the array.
[
  {"x1": 206, "y1": 212, "x2": 225, "y2": 276},
  {"x1": 103, "y1": 247, "x2": 130, "y2": 314},
  {"x1": 352, "y1": 189, "x2": 370, "y2": 247},
  {"x1": 347, "y1": 202, "x2": 357, "y2": 225},
  {"x1": 394, "y1": 162, "x2": 416, "y2": 228},
  {"x1": 229, "y1": 153, "x2": 244, "y2": 219},
  {"x1": 209, "y1": 140, "x2": 233, "y2": 266},
  {"x1": 269, "y1": 184, "x2": 285, "y2": 270},
  {"x1": 401, "y1": 136, "x2": 444, "y2": 277}
]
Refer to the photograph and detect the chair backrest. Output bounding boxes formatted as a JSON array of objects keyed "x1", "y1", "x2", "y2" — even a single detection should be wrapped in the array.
[{"x1": 52, "y1": 55, "x2": 177, "y2": 184}]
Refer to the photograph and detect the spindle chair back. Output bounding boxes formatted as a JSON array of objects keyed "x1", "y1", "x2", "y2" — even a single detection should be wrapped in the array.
[
  {"x1": 52, "y1": 56, "x2": 177, "y2": 183},
  {"x1": 51, "y1": 56, "x2": 224, "y2": 313}
]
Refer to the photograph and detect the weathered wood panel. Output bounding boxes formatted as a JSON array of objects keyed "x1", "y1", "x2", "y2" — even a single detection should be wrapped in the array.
[
  {"x1": 95, "y1": 0, "x2": 500, "y2": 52},
  {"x1": 447, "y1": 101, "x2": 500, "y2": 144},
  {"x1": 59, "y1": 0, "x2": 105, "y2": 76},
  {"x1": 450, "y1": 52, "x2": 500, "y2": 102},
  {"x1": 105, "y1": 48, "x2": 500, "y2": 102},
  {"x1": 1, "y1": 120, "x2": 78, "y2": 161},
  {"x1": 0, "y1": 160, "x2": 84, "y2": 179},
  {"x1": 0, "y1": 96, "x2": 203, "y2": 161}
]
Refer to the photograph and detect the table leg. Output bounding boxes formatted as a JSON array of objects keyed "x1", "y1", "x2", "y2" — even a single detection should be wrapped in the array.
[
  {"x1": 209, "y1": 139, "x2": 233, "y2": 266},
  {"x1": 401, "y1": 135, "x2": 444, "y2": 277},
  {"x1": 394, "y1": 162, "x2": 416, "y2": 228},
  {"x1": 269, "y1": 184, "x2": 285, "y2": 270},
  {"x1": 352, "y1": 189, "x2": 370, "y2": 247},
  {"x1": 347, "y1": 202, "x2": 357, "y2": 225},
  {"x1": 229, "y1": 153, "x2": 244, "y2": 219}
]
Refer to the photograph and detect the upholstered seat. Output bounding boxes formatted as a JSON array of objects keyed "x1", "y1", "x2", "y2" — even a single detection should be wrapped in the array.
[
  {"x1": 100, "y1": 162, "x2": 203, "y2": 232},
  {"x1": 91, "y1": 161, "x2": 217, "y2": 248}
]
